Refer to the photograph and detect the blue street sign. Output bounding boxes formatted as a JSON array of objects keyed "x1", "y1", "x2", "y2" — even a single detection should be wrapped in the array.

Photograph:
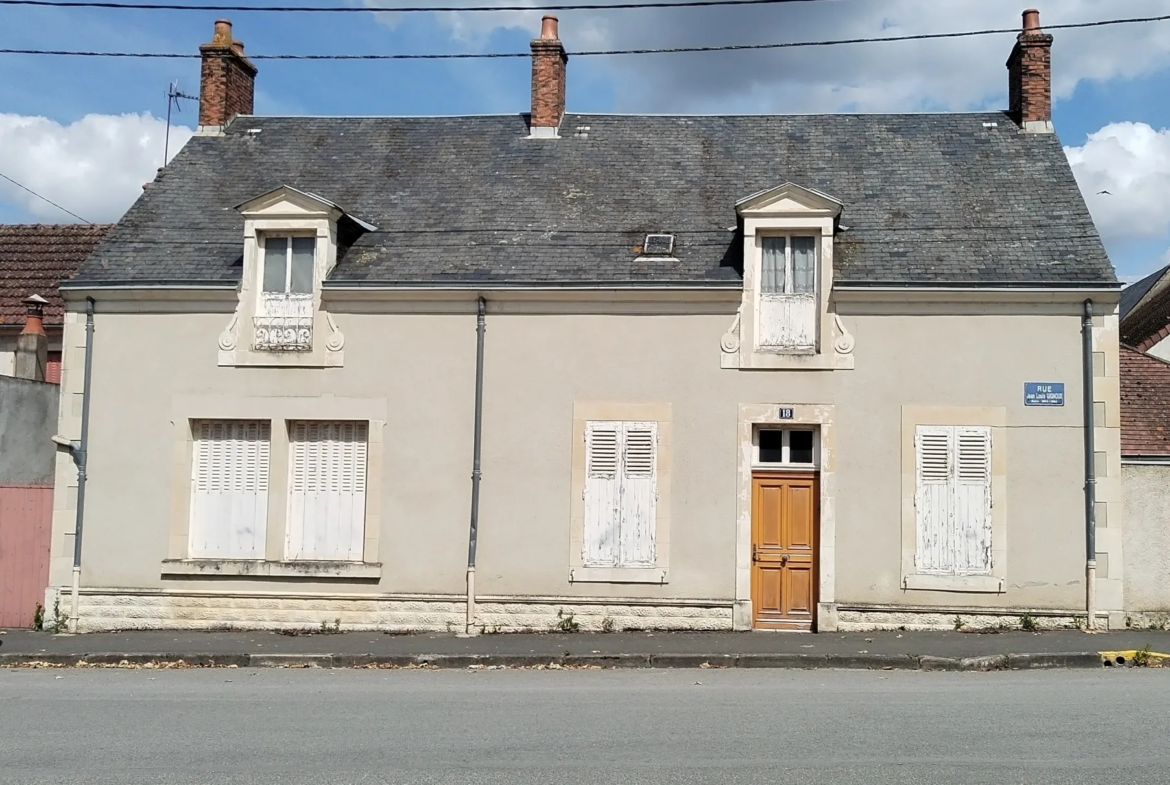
[{"x1": 1024, "y1": 382, "x2": 1065, "y2": 407}]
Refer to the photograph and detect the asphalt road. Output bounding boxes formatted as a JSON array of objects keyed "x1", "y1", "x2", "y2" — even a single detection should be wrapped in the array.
[{"x1": 1, "y1": 668, "x2": 1165, "y2": 784}]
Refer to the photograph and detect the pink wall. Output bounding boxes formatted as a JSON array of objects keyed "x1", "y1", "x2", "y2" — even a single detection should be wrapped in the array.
[{"x1": 0, "y1": 486, "x2": 53, "y2": 628}]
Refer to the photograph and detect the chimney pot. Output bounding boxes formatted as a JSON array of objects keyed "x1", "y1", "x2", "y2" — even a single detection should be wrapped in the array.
[
  {"x1": 16, "y1": 295, "x2": 48, "y2": 380},
  {"x1": 199, "y1": 19, "x2": 258, "y2": 133},
  {"x1": 212, "y1": 19, "x2": 232, "y2": 45},
  {"x1": 1022, "y1": 8, "x2": 1041, "y2": 32},
  {"x1": 540, "y1": 15, "x2": 559, "y2": 40}
]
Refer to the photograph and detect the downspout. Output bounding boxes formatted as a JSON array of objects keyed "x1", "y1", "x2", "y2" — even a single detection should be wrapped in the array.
[
  {"x1": 70, "y1": 297, "x2": 96, "y2": 632},
  {"x1": 1081, "y1": 299, "x2": 1097, "y2": 631},
  {"x1": 465, "y1": 296, "x2": 486, "y2": 635}
]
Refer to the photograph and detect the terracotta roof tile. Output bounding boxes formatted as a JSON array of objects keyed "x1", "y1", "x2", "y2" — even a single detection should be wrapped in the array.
[
  {"x1": 0, "y1": 224, "x2": 112, "y2": 328},
  {"x1": 1121, "y1": 345, "x2": 1170, "y2": 456}
]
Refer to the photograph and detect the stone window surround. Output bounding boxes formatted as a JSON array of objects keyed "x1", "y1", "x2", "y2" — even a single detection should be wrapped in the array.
[
  {"x1": 900, "y1": 405, "x2": 1008, "y2": 594},
  {"x1": 735, "y1": 403, "x2": 838, "y2": 631},
  {"x1": 569, "y1": 402, "x2": 672, "y2": 584},
  {"x1": 162, "y1": 394, "x2": 386, "y2": 580},
  {"x1": 218, "y1": 188, "x2": 348, "y2": 369}
]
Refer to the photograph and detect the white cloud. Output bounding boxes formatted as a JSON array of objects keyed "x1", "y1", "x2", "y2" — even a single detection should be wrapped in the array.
[
  {"x1": 0, "y1": 112, "x2": 192, "y2": 224},
  {"x1": 1066, "y1": 122, "x2": 1170, "y2": 244},
  {"x1": 375, "y1": 0, "x2": 1170, "y2": 112}
]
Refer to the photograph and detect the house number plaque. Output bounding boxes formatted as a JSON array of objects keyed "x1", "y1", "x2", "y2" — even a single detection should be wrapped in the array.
[{"x1": 778, "y1": 407, "x2": 795, "y2": 420}]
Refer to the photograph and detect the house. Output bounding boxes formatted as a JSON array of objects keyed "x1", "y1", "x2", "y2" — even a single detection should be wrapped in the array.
[
  {"x1": 1119, "y1": 346, "x2": 1170, "y2": 627},
  {"x1": 43, "y1": 10, "x2": 1127, "y2": 633},
  {"x1": 0, "y1": 224, "x2": 112, "y2": 382},
  {"x1": 1120, "y1": 262, "x2": 1170, "y2": 359}
]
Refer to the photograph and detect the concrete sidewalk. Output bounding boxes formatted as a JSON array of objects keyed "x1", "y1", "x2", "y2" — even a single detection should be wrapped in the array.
[{"x1": 2, "y1": 628, "x2": 1169, "y2": 670}]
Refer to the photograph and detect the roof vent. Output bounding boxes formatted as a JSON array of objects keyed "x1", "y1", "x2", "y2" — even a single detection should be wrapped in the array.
[{"x1": 642, "y1": 233, "x2": 674, "y2": 256}]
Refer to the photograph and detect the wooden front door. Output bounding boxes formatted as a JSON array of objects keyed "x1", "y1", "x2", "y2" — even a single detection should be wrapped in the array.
[{"x1": 751, "y1": 473, "x2": 818, "y2": 630}]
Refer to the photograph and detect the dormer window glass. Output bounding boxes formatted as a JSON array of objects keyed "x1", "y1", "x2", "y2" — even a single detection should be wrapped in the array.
[
  {"x1": 263, "y1": 236, "x2": 315, "y2": 296},
  {"x1": 758, "y1": 235, "x2": 818, "y2": 354}
]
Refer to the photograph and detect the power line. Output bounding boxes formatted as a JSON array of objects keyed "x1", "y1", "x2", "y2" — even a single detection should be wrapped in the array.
[
  {"x1": 0, "y1": 171, "x2": 93, "y2": 223},
  {"x1": 0, "y1": 0, "x2": 840, "y2": 12},
  {"x1": 2, "y1": 14, "x2": 1167, "y2": 60}
]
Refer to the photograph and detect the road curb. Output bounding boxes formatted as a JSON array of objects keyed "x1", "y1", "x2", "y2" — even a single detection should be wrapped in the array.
[{"x1": 0, "y1": 650, "x2": 1109, "y2": 671}]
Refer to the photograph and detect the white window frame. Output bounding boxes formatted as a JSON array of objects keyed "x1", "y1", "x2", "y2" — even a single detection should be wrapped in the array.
[
  {"x1": 753, "y1": 427, "x2": 820, "y2": 469},
  {"x1": 756, "y1": 233, "x2": 820, "y2": 354}
]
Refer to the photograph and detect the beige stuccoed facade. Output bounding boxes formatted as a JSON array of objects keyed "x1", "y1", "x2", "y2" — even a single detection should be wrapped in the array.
[{"x1": 44, "y1": 285, "x2": 1125, "y2": 633}]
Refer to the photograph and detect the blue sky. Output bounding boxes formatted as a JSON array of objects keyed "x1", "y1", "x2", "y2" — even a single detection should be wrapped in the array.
[{"x1": 2, "y1": 0, "x2": 1170, "y2": 281}]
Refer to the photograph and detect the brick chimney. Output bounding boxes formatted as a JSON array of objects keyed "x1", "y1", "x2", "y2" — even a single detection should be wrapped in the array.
[
  {"x1": 15, "y1": 294, "x2": 49, "y2": 382},
  {"x1": 1007, "y1": 8, "x2": 1054, "y2": 133},
  {"x1": 198, "y1": 19, "x2": 258, "y2": 135},
  {"x1": 530, "y1": 15, "x2": 567, "y2": 138}
]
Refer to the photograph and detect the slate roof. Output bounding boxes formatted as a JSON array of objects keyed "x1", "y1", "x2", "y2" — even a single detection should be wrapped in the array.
[
  {"x1": 72, "y1": 112, "x2": 1117, "y2": 288},
  {"x1": 0, "y1": 224, "x2": 112, "y2": 328},
  {"x1": 1120, "y1": 263, "x2": 1168, "y2": 320},
  {"x1": 1121, "y1": 345, "x2": 1170, "y2": 456}
]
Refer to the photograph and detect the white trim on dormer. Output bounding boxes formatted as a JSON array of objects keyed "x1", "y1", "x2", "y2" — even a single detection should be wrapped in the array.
[{"x1": 735, "y1": 182, "x2": 844, "y2": 217}]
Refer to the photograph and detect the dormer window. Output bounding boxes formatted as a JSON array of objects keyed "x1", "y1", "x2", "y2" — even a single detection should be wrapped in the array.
[
  {"x1": 218, "y1": 185, "x2": 376, "y2": 369},
  {"x1": 255, "y1": 235, "x2": 316, "y2": 352},
  {"x1": 720, "y1": 182, "x2": 854, "y2": 371}
]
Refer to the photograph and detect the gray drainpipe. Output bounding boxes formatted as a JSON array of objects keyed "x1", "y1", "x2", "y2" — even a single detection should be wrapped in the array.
[
  {"x1": 465, "y1": 296, "x2": 486, "y2": 635},
  {"x1": 1081, "y1": 299, "x2": 1097, "y2": 631},
  {"x1": 69, "y1": 297, "x2": 96, "y2": 631}
]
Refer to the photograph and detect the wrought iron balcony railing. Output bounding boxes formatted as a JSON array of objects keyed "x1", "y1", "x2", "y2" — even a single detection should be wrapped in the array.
[{"x1": 253, "y1": 315, "x2": 313, "y2": 352}]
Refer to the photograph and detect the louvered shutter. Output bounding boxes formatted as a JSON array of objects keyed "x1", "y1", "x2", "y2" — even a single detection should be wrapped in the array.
[
  {"x1": 619, "y1": 422, "x2": 657, "y2": 567},
  {"x1": 583, "y1": 422, "x2": 621, "y2": 567},
  {"x1": 190, "y1": 420, "x2": 270, "y2": 559},
  {"x1": 954, "y1": 427, "x2": 992, "y2": 575},
  {"x1": 286, "y1": 421, "x2": 368, "y2": 561},
  {"x1": 914, "y1": 426, "x2": 953, "y2": 575}
]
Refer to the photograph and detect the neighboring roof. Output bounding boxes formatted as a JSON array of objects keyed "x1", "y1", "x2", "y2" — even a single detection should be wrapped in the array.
[
  {"x1": 1120, "y1": 262, "x2": 1169, "y2": 320},
  {"x1": 1122, "y1": 282, "x2": 1170, "y2": 352},
  {"x1": 73, "y1": 112, "x2": 1117, "y2": 288},
  {"x1": 1121, "y1": 345, "x2": 1170, "y2": 456},
  {"x1": 0, "y1": 224, "x2": 112, "y2": 327}
]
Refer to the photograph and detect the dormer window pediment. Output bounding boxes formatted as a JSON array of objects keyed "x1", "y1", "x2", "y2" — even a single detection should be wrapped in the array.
[{"x1": 721, "y1": 182, "x2": 854, "y2": 371}]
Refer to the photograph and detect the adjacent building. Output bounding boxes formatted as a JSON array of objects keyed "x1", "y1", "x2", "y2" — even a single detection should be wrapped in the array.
[{"x1": 44, "y1": 11, "x2": 1126, "y2": 633}]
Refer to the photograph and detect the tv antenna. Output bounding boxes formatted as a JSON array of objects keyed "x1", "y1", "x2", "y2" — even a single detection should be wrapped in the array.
[{"x1": 164, "y1": 80, "x2": 198, "y2": 165}]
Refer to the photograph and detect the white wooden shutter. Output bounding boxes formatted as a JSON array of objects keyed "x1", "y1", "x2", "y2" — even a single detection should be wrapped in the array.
[
  {"x1": 954, "y1": 427, "x2": 993, "y2": 575},
  {"x1": 583, "y1": 422, "x2": 621, "y2": 567},
  {"x1": 619, "y1": 422, "x2": 657, "y2": 567},
  {"x1": 190, "y1": 420, "x2": 270, "y2": 559},
  {"x1": 286, "y1": 421, "x2": 368, "y2": 561},
  {"x1": 759, "y1": 294, "x2": 817, "y2": 351},
  {"x1": 915, "y1": 426, "x2": 954, "y2": 575}
]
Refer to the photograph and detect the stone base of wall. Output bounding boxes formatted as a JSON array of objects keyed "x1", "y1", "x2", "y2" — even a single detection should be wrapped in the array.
[
  {"x1": 46, "y1": 587, "x2": 734, "y2": 633},
  {"x1": 1120, "y1": 611, "x2": 1170, "y2": 632},
  {"x1": 837, "y1": 607, "x2": 1109, "y2": 632}
]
